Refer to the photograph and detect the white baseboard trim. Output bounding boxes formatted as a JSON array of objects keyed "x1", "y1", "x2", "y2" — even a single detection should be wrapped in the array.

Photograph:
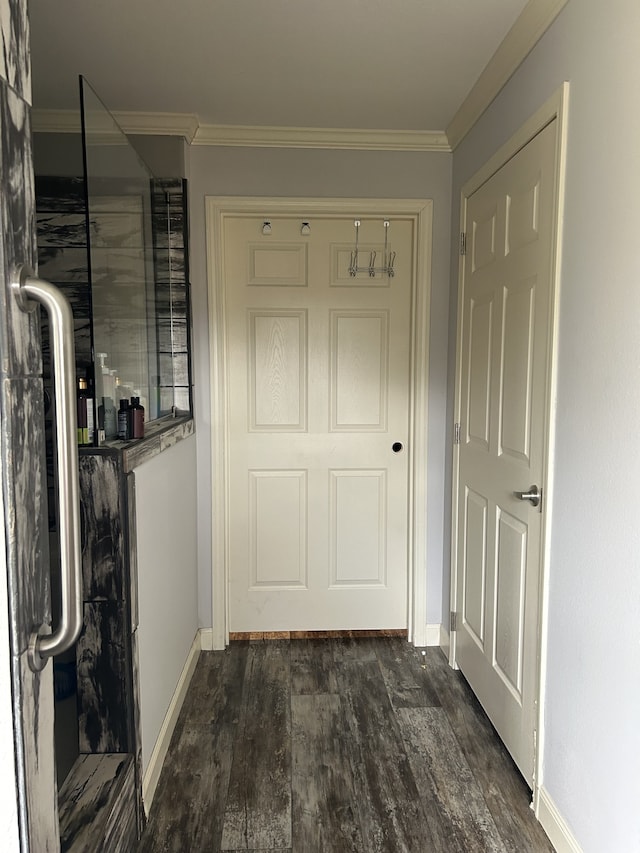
[
  {"x1": 536, "y1": 786, "x2": 583, "y2": 853},
  {"x1": 425, "y1": 624, "x2": 442, "y2": 646},
  {"x1": 199, "y1": 627, "x2": 214, "y2": 651},
  {"x1": 142, "y1": 630, "x2": 202, "y2": 813}
]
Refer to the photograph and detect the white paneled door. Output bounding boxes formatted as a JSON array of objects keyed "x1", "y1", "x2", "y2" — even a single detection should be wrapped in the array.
[
  {"x1": 454, "y1": 120, "x2": 558, "y2": 783},
  {"x1": 223, "y1": 216, "x2": 414, "y2": 631}
]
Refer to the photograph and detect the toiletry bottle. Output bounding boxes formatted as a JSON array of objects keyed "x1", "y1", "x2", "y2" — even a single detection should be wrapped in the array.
[
  {"x1": 77, "y1": 378, "x2": 87, "y2": 445},
  {"x1": 130, "y1": 396, "x2": 145, "y2": 439},
  {"x1": 96, "y1": 353, "x2": 116, "y2": 438},
  {"x1": 77, "y1": 378, "x2": 94, "y2": 445},
  {"x1": 117, "y1": 399, "x2": 130, "y2": 440}
]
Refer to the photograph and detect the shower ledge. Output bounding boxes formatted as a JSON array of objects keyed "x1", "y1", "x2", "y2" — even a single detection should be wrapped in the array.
[{"x1": 58, "y1": 753, "x2": 137, "y2": 852}]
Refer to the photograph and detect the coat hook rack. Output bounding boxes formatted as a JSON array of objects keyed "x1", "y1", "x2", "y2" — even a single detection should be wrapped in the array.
[{"x1": 348, "y1": 219, "x2": 396, "y2": 278}]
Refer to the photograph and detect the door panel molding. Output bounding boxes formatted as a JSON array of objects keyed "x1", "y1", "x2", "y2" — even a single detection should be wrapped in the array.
[
  {"x1": 207, "y1": 197, "x2": 433, "y2": 648},
  {"x1": 450, "y1": 84, "x2": 569, "y2": 807}
]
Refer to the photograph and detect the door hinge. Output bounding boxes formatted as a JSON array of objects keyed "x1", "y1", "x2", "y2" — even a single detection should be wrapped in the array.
[
  {"x1": 450, "y1": 611, "x2": 458, "y2": 632},
  {"x1": 454, "y1": 422, "x2": 461, "y2": 444},
  {"x1": 460, "y1": 232, "x2": 467, "y2": 256}
]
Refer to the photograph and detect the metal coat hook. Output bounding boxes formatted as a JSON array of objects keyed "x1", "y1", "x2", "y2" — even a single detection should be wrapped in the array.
[{"x1": 348, "y1": 219, "x2": 396, "y2": 278}]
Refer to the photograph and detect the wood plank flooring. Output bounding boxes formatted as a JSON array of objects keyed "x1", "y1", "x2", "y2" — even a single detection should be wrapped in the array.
[{"x1": 137, "y1": 639, "x2": 554, "y2": 853}]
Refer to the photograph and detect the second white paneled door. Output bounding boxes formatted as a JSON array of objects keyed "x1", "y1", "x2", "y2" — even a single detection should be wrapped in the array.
[
  {"x1": 454, "y1": 119, "x2": 559, "y2": 783},
  {"x1": 223, "y1": 215, "x2": 414, "y2": 631}
]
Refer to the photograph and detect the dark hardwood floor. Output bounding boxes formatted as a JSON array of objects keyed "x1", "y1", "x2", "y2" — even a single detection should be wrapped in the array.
[{"x1": 138, "y1": 638, "x2": 554, "y2": 852}]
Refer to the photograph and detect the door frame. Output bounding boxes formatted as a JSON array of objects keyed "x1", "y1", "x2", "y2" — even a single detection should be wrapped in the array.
[
  {"x1": 206, "y1": 197, "x2": 433, "y2": 648},
  {"x1": 449, "y1": 84, "x2": 569, "y2": 809}
]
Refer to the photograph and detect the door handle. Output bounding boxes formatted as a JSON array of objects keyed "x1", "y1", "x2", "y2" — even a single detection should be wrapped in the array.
[
  {"x1": 12, "y1": 265, "x2": 83, "y2": 671},
  {"x1": 514, "y1": 484, "x2": 541, "y2": 508}
]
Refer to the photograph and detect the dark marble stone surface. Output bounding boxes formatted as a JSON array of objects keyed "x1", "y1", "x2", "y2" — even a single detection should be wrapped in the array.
[
  {"x1": 126, "y1": 473, "x2": 139, "y2": 631},
  {"x1": 37, "y1": 246, "x2": 90, "y2": 283},
  {"x1": 0, "y1": 80, "x2": 40, "y2": 379},
  {"x1": 58, "y1": 753, "x2": 137, "y2": 853},
  {"x1": 35, "y1": 176, "x2": 86, "y2": 212},
  {"x1": 0, "y1": 36, "x2": 58, "y2": 850},
  {"x1": 77, "y1": 601, "x2": 129, "y2": 753},
  {"x1": 0, "y1": 0, "x2": 30, "y2": 101},
  {"x1": 36, "y1": 212, "x2": 87, "y2": 246},
  {"x1": 118, "y1": 415, "x2": 193, "y2": 471},
  {"x1": 12, "y1": 649, "x2": 60, "y2": 852},
  {"x1": 78, "y1": 454, "x2": 125, "y2": 601},
  {"x1": 2, "y1": 376, "x2": 49, "y2": 656},
  {"x1": 130, "y1": 627, "x2": 146, "y2": 840},
  {"x1": 154, "y1": 247, "x2": 185, "y2": 285}
]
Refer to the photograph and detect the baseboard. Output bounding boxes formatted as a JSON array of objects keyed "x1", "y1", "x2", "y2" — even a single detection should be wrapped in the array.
[
  {"x1": 142, "y1": 630, "x2": 202, "y2": 813},
  {"x1": 199, "y1": 627, "x2": 214, "y2": 651},
  {"x1": 425, "y1": 624, "x2": 442, "y2": 646},
  {"x1": 536, "y1": 786, "x2": 583, "y2": 853}
]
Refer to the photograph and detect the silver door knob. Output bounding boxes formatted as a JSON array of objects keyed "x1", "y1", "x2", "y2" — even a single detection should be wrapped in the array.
[{"x1": 514, "y1": 485, "x2": 541, "y2": 507}]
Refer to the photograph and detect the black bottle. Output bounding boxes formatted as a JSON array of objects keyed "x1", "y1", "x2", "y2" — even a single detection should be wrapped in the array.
[
  {"x1": 117, "y1": 399, "x2": 130, "y2": 440},
  {"x1": 130, "y1": 396, "x2": 145, "y2": 439}
]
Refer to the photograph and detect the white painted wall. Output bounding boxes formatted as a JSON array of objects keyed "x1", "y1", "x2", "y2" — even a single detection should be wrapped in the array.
[
  {"x1": 187, "y1": 146, "x2": 453, "y2": 632},
  {"x1": 450, "y1": 1, "x2": 640, "y2": 850},
  {"x1": 135, "y1": 435, "x2": 199, "y2": 773}
]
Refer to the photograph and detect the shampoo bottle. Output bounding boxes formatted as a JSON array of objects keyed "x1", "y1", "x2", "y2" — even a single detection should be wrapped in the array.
[
  {"x1": 117, "y1": 399, "x2": 130, "y2": 440},
  {"x1": 130, "y1": 396, "x2": 145, "y2": 439}
]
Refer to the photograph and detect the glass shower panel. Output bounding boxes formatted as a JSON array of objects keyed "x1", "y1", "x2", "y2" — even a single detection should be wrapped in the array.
[{"x1": 80, "y1": 77, "x2": 160, "y2": 437}]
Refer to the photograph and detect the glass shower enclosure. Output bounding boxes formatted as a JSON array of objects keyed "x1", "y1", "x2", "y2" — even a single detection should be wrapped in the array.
[
  {"x1": 41, "y1": 77, "x2": 192, "y2": 813},
  {"x1": 80, "y1": 75, "x2": 188, "y2": 441}
]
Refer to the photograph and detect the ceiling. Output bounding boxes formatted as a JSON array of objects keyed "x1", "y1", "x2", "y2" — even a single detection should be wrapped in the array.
[{"x1": 28, "y1": 0, "x2": 530, "y2": 135}]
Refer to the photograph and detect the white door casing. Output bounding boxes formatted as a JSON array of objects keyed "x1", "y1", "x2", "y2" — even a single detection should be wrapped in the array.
[
  {"x1": 207, "y1": 199, "x2": 433, "y2": 647},
  {"x1": 450, "y1": 86, "x2": 568, "y2": 794}
]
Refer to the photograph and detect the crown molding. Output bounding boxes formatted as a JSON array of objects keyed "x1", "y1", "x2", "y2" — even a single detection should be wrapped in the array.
[
  {"x1": 114, "y1": 111, "x2": 199, "y2": 142},
  {"x1": 192, "y1": 124, "x2": 450, "y2": 152},
  {"x1": 31, "y1": 109, "x2": 199, "y2": 143},
  {"x1": 31, "y1": 109, "x2": 449, "y2": 151},
  {"x1": 446, "y1": 0, "x2": 569, "y2": 150}
]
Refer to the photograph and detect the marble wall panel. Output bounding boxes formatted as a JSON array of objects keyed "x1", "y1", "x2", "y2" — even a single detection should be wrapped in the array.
[
  {"x1": 129, "y1": 627, "x2": 145, "y2": 839},
  {"x1": 155, "y1": 283, "x2": 188, "y2": 328},
  {"x1": 157, "y1": 316, "x2": 188, "y2": 353},
  {"x1": 0, "y1": 80, "x2": 40, "y2": 379},
  {"x1": 35, "y1": 175, "x2": 85, "y2": 212},
  {"x1": 158, "y1": 352, "x2": 183, "y2": 387},
  {"x1": 36, "y1": 213, "x2": 88, "y2": 248},
  {"x1": 77, "y1": 601, "x2": 129, "y2": 753},
  {"x1": 154, "y1": 248, "x2": 185, "y2": 285},
  {"x1": 126, "y1": 473, "x2": 138, "y2": 632},
  {"x1": 0, "y1": 0, "x2": 30, "y2": 102},
  {"x1": 78, "y1": 454, "x2": 125, "y2": 601},
  {"x1": 37, "y1": 247, "x2": 89, "y2": 284},
  {"x1": 2, "y1": 376, "x2": 49, "y2": 656},
  {"x1": 11, "y1": 650, "x2": 59, "y2": 852},
  {"x1": 1, "y1": 4, "x2": 60, "y2": 850}
]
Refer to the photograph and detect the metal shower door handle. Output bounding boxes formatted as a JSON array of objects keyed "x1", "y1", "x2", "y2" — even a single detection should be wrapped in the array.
[
  {"x1": 12, "y1": 265, "x2": 83, "y2": 671},
  {"x1": 514, "y1": 484, "x2": 541, "y2": 508}
]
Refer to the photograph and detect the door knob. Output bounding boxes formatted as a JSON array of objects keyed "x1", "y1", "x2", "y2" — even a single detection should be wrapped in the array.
[{"x1": 514, "y1": 485, "x2": 541, "y2": 507}]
